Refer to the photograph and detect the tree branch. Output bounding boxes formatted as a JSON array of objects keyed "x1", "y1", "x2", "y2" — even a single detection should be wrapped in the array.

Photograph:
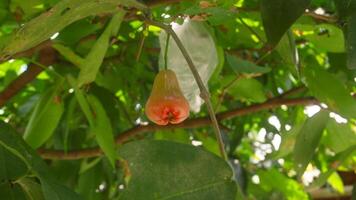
[
  {"x1": 38, "y1": 96, "x2": 317, "y2": 160},
  {"x1": 0, "y1": 47, "x2": 56, "y2": 107},
  {"x1": 0, "y1": 65, "x2": 42, "y2": 107},
  {"x1": 304, "y1": 11, "x2": 337, "y2": 23}
]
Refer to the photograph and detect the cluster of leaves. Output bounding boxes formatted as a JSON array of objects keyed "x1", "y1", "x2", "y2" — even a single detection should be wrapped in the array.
[{"x1": 0, "y1": 0, "x2": 355, "y2": 199}]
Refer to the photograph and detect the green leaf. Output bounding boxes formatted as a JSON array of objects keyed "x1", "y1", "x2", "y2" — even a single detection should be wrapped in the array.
[
  {"x1": 0, "y1": 122, "x2": 83, "y2": 200},
  {"x1": 23, "y1": 83, "x2": 64, "y2": 148},
  {"x1": 293, "y1": 110, "x2": 329, "y2": 176},
  {"x1": 228, "y1": 78, "x2": 266, "y2": 103},
  {"x1": 304, "y1": 66, "x2": 356, "y2": 119},
  {"x1": 55, "y1": 45, "x2": 119, "y2": 92},
  {"x1": 41, "y1": 179, "x2": 84, "y2": 200},
  {"x1": 204, "y1": 7, "x2": 236, "y2": 25},
  {"x1": 87, "y1": 95, "x2": 117, "y2": 167},
  {"x1": 67, "y1": 75, "x2": 94, "y2": 126},
  {"x1": 276, "y1": 29, "x2": 299, "y2": 76},
  {"x1": 258, "y1": 169, "x2": 309, "y2": 200},
  {"x1": 0, "y1": 0, "x2": 144, "y2": 59},
  {"x1": 0, "y1": 145, "x2": 28, "y2": 182},
  {"x1": 0, "y1": 59, "x2": 25, "y2": 77},
  {"x1": 56, "y1": 19, "x2": 102, "y2": 45},
  {"x1": 195, "y1": 133, "x2": 221, "y2": 157},
  {"x1": 327, "y1": 172, "x2": 344, "y2": 194},
  {"x1": 63, "y1": 96, "x2": 77, "y2": 152},
  {"x1": 261, "y1": 0, "x2": 311, "y2": 45},
  {"x1": 53, "y1": 43, "x2": 110, "y2": 88},
  {"x1": 184, "y1": 6, "x2": 236, "y2": 25},
  {"x1": 79, "y1": 157, "x2": 102, "y2": 174},
  {"x1": 210, "y1": 46, "x2": 225, "y2": 82},
  {"x1": 77, "y1": 12, "x2": 125, "y2": 87},
  {"x1": 118, "y1": 140, "x2": 237, "y2": 199},
  {"x1": 0, "y1": 182, "x2": 27, "y2": 200},
  {"x1": 154, "y1": 129, "x2": 191, "y2": 144},
  {"x1": 77, "y1": 163, "x2": 103, "y2": 200},
  {"x1": 52, "y1": 43, "x2": 84, "y2": 67},
  {"x1": 17, "y1": 177, "x2": 45, "y2": 200},
  {"x1": 325, "y1": 120, "x2": 356, "y2": 153},
  {"x1": 10, "y1": 0, "x2": 45, "y2": 19},
  {"x1": 347, "y1": 12, "x2": 356, "y2": 69},
  {"x1": 271, "y1": 123, "x2": 303, "y2": 159},
  {"x1": 334, "y1": 0, "x2": 356, "y2": 19},
  {"x1": 293, "y1": 23, "x2": 345, "y2": 53},
  {"x1": 309, "y1": 145, "x2": 356, "y2": 189},
  {"x1": 226, "y1": 54, "x2": 271, "y2": 74}
]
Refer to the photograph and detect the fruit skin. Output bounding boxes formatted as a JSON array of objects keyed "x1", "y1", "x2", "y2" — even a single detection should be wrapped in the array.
[{"x1": 145, "y1": 69, "x2": 190, "y2": 125}]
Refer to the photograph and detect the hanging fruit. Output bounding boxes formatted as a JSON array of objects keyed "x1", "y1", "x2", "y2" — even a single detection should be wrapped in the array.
[{"x1": 145, "y1": 69, "x2": 190, "y2": 125}]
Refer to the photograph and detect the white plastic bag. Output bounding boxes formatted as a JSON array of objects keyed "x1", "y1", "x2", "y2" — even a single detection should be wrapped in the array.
[{"x1": 159, "y1": 19, "x2": 218, "y2": 112}]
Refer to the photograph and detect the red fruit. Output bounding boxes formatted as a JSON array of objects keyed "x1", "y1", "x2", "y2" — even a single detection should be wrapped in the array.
[{"x1": 145, "y1": 69, "x2": 190, "y2": 125}]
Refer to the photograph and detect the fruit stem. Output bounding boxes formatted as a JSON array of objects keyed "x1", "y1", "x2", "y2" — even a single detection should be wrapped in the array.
[
  {"x1": 164, "y1": 34, "x2": 170, "y2": 70},
  {"x1": 145, "y1": 19, "x2": 228, "y2": 161}
]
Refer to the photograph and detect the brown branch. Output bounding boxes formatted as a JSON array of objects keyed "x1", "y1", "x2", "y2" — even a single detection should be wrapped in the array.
[
  {"x1": 0, "y1": 47, "x2": 56, "y2": 107},
  {"x1": 304, "y1": 11, "x2": 337, "y2": 23},
  {"x1": 0, "y1": 65, "x2": 42, "y2": 107},
  {"x1": 38, "y1": 96, "x2": 317, "y2": 160},
  {"x1": 12, "y1": 40, "x2": 53, "y2": 60}
]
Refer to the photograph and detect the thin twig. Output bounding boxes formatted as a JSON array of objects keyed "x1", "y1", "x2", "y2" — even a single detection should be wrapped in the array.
[
  {"x1": 135, "y1": 25, "x2": 147, "y2": 61},
  {"x1": 144, "y1": 19, "x2": 228, "y2": 160},
  {"x1": 164, "y1": 34, "x2": 170, "y2": 70},
  {"x1": 135, "y1": 36, "x2": 146, "y2": 61}
]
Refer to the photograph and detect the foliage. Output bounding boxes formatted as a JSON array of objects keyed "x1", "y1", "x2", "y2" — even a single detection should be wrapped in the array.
[{"x1": 0, "y1": 0, "x2": 355, "y2": 199}]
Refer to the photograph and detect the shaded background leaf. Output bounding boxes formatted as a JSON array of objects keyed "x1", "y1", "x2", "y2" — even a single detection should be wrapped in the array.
[
  {"x1": 294, "y1": 110, "x2": 329, "y2": 176},
  {"x1": 228, "y1": 78, "x2": 266, "y2": 103},
  {"x1": 87, "y1": 94, "x2": 117, "y2": 167},
  {"x1": 261, "y1": 0, "x2": 311, "y2": 45},
  {"x1": 17, "y1": 177, "x2": 45, "y2": 200},
  {"x1": 347, "y1": 12, "x2": 356, "y2": 69},
  {"x1": 304, "y1": 66, "x2": 356, "y2": 119},
  {"x1": 226, "y1": 54, "x2": 271, "y2": 75},
  {"x1": 118, "y1": 140, "x2": 237, "y2": 199},
  {"x1": 0, "y1": 122, "x2": 83, "y2": 200},
  {"x1": 23, "y1": 83, "x2": 64, "y2": 148},
  {"x1": 77, "y1": 12, "x2": 125, "y2": 87}
]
